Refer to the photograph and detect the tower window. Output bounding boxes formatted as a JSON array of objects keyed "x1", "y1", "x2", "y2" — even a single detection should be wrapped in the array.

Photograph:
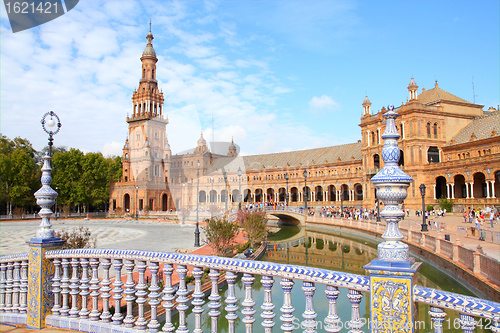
[
  {"x1": 152, "y1": 69, "x2": 155, "y2": 79},
  {"x1": 143, "y1": 69, "x2": 145, "y2": 78},
  {"x1": 426, "y1": 122, "x2": 431, "y2": 138},
  {"x1": 433, "y1": 123, "x2": 438, "y2": 138}
]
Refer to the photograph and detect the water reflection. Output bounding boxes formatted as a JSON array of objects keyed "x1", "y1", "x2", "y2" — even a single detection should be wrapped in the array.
[{"x1": 171, "y1": 225, "x2": 482, "y2": 332}]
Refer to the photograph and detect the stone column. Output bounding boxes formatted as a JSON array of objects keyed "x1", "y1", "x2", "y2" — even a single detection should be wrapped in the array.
[
  {"x1": 364, "y1": 105, "x2": 420, "y2": 333},
  {"x1": 486, "y1": 182, "x2": 490, "y2": 198},
  {"x1": 27, "y1": 153, "x2": 65, "y2": 329},
  {"x1": 433, "y1": 185, "x2": 436, "y2": 200},
  {"x1": 466, "y1": 183, "x2": 470, "y2": 199},
  {"x1": 470, "y1": 183, "x2": 474, "y2": 199},
  {"x1": 491, "y1": 181, "x2": 496, "y2": 198},
  {"x1": 450, "y1": 183, "x2": 455, "y2": 199}
]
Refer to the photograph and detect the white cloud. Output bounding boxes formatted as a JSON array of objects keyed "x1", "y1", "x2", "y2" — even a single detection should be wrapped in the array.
[
  {"x1": 308, "y1": 95, "x2": 340, "y2": 113},
  {"x1": 102, "y1": 141, "x2": 124, "y2": 157}
]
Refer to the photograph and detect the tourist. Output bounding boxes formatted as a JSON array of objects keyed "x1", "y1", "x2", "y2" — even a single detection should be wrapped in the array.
[
  {"x1": 490, "y1": 212, "x2": 495, "y2": 228},
  {"x1": 463, "y1": 211, "x2": 468, "y2": 223}
]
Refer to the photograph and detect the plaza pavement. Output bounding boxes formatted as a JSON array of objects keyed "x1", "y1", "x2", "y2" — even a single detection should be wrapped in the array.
[{"x1": 395, "y1": 213, "x2": 500, "y2": 260}]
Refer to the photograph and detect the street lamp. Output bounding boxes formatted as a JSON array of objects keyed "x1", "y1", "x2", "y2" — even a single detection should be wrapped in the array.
[
  {"x1": 210, "y1": 176, "x2": 214, "y2": 219},
  {"x1": 135, "y1": 185, "x2": 139, "y2": 220},
  {"x1": 238, "y1": 167, "x2": 242, "y2": 211},
  {"x1": 195, "y1": 161, "x2": 200, "y2": 247},
  {"x1": 41, "y1": 111, "x2": 62, "y2": 157},
  {"x1": 55, "y1": 187, "x2": 58, "y2": 221},
  {"x1": 181, "y1": 183, "x2": 185, "y2": 225},
  {"x1": 284, "y1": 172, "x2": 289, "y2": 206},
  {"x1": 223, "y1": 169, "x2": 228, "y2": 213},
  {"x1": 303, "y1": 170, "x2": 308, "y2": 212},
  {"x1": 420, "y1": 184, "x2": 428, "y2": 232}
]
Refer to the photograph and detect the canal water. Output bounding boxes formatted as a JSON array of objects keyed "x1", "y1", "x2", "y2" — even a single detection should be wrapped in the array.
[{"x1": 172, "y1": 224, "x2": 488, "y2": 332}]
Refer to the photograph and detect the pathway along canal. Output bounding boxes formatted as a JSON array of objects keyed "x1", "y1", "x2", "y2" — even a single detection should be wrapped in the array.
[{"x1": 169, "y1": 224, "x2": 488, "y2": 332}]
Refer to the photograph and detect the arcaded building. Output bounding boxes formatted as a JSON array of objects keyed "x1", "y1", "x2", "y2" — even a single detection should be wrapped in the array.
[{"x1": 109, "y1": 31, "x2": 500, "y2": 214}]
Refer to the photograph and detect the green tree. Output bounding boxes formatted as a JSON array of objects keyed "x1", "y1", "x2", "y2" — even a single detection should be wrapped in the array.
[
  {"x1": 202, "y1": 217, "x2": 239, "y2": 256},
  {"x1": 238, "y1": 210, "x2": 268, "y2": 247},
  {"x1": 81, "y1": 152, "x2": 109, "y2": 211},
  {"x1": 52, "y1": 148, "x2": 85, "y2": 211},
  {"x1": 437, "y1": 196, "x2": 454, "y2": 212},
  {"x1": 0, "y1": 136, "x2": 39, "y2": 214}
]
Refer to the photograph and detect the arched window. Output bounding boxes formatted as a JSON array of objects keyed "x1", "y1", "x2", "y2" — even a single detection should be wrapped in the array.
[
  {"x1": 371, "y1": 131, "x2": 376, "y2": 145},
  {"x1": 427, "y1": 146, "x2": 440, "y2": 163},
  {"x1": 433, "y1": 123, "x2": 438, "y2": 138},
  {"x1": 426, "y1": 122, "x2": 431, "y2": 137},
  {"x1": 374, "y1": 154, "x2": 380, "y2": 169}
]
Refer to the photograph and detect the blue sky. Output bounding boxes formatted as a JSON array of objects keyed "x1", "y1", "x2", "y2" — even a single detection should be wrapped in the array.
[{"x1": 1, "y1": 0, "x2": 498, "y2": 157}]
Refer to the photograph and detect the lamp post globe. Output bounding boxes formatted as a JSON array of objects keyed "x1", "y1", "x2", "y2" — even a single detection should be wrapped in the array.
[
  {"x1": 195, "y1": 160, "x2": 200, "y2": 247},
  {"x1": 420, "y1": 184, "x2": 428, "y2": 232},
  {"x1": 41, "y1": 111, "x2": 62, "y2": 157}
]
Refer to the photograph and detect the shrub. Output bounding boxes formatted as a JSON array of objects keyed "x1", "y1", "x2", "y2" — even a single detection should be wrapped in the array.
[
  {"x1": 202, "y1": 217, "x2": 239, "y2": 256},
  {"x1": 426, "y1": 205, "x2": 434, "y2": 212},
  {"x1": 238, "y1": 210, "x2": 268, "y2": 247},
  {"x1": 55, "y1": 226, "x2": 97, "y2": 249},
  {"x1": 437, "y1": 196, "x2": 454, "y2": 212}
]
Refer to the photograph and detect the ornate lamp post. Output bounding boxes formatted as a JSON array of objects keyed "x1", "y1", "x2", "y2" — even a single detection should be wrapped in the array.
[
  {"x1": 55, "y1": 187, "x2": 58, "y2": 221},
  {"x1": 135, "y1": 185, "x2": 139, "y2": 220},
  {"x1": 28, "y1": 112, "x2": 65, "y2": 329},
  {"x1": 284, "y1": 172, "x2": 289, "y2": 206},
  {"x1": 194, "y1": 160, "x2": 200, "y2": 247},
  {"x1": 238, "y1": 167, "x2": 242, "y2": 210},
  {"x1": 210, "y1": 176, "x2": 214, "y2": 219},
  {"x1": 303, "y1": 170, "x2": 308, "y2": 211},
  {"x1": 223, "y1": 169, "x2": 228, "y2": 213},
  {"x1": 182, "y1": 183, "x2": 185, "y2": 225},
  {"x1": 34, "y1": 111, "x2": 62, "y2": 239},
  {"x1": 420, "y1": 184, "x2": 428, "y2": 232}
]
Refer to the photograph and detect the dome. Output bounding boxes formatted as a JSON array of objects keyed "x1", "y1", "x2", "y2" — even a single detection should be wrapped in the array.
[{"x1": 142, "y1": 32, "x2": 156, "y2": 58}]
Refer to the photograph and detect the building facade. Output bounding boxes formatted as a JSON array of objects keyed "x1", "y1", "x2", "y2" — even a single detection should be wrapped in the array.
[{"x1": 109, "y1": 31, "x2": 500, "y2": 215}]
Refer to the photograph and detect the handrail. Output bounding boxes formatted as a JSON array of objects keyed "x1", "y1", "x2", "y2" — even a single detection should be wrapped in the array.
[{"x1": 44, "y1": 248, "x2": 370, "y2": 291}]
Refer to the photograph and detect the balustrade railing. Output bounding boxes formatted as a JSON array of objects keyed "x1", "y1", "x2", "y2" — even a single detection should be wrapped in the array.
[{"x1": 1, "y1": 249, "x2": 499, "y2": 333}]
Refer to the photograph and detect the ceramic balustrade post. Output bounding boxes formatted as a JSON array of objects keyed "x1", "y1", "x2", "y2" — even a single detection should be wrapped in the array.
[
  {"x1": 135, "y1": 260, "x2": 148, "y2": 330},
  {"x1": 11, "y1": 261, "x2": 20, "y2": 313},
  {"x1": 241, "y1": 273, "x2": 256, "y2": 333},
  {"x1": 428, "y1": 306, "x2": 446, "y2": 333},
  {"x1": 12, "y1": 261, "x2": 21, "y2": 313},
  {"x1": 192, "y1": 267, "x2": 205, "y2": 333},
  {"x1": 5, "y1": 262, "x2": 13, "y2": 312},
  {"x1": 0, "y1": 262, "x2": 6, "y2": 312},
  {"x1": 148, "y1": 261, "x2": 161, "y2": 332},
  {"x1": 347, "y1": 289, "x2": 363, "y2": 333},
  {"x1": 279, "y1": 277, "x2": 295, "y2": 333},
  {"x1": 261, "y1": 275, "x2": 275, "y2": 333},
  {"x1": 123, "y1": 259, "x2": 136, "y2": 328},
  {"x1": 225, "y1": 271, "x2": 238, "y2": 333},
  {"x1": 209, "y1": 268, "x2": 222, "y2": 333},
  {"x1": 175, "y1": 264, "x2": 189, "y2": 333},
  {"x1": 302, "y1": 281, "x2": 317, "y2": 333},
  {"x1": 51, "y1": 258, "x2": 62, "y2": 316},
  {"x1": 459, "y1": 313, "x2": 477, "y2": 333},
  {"x1": 88, "y1": 258, "x2": 100, "y2": 321},
  {"x1": 79, "y1": 258, "x2": 90, "y2": 319},
  {"x1": 59, "y1": 258, "x2": 70, "y2": 317},
  {"x1": 68, "y1": 258, "x2": 80, "y2": 318},
  {"x1": 99, "y1": 258, "x2": 112, "y2": 323},
  {"x1": 161, "y1": 264, "x2": 175, "y2": 333},
  {"x1": 324, "y1": 285, "x2": 341, "y2": 333},
  {"x1": 19, "y1": 260, "x2": 28, "y2": 314},
  {"x1": 111, "y1": 259, "x2": 124, "y2": 325}
]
